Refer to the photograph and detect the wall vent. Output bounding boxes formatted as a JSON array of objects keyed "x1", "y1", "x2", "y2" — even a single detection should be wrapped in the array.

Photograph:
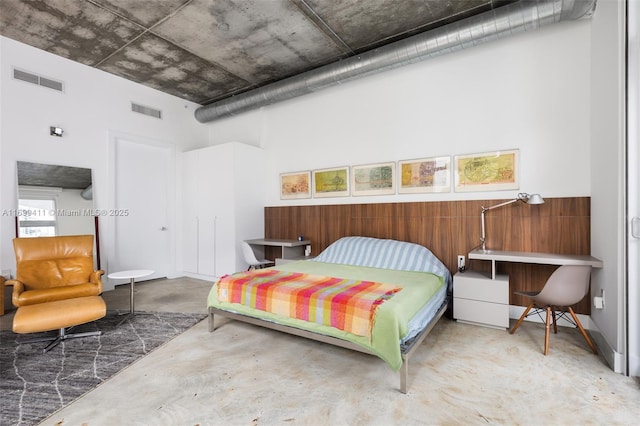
[
  {"x1": 13, "y1": 68, "x2": 64, "y2": 92},
  {"x1": 131, "y1": 102, "x2": 162, "y2": 119}
]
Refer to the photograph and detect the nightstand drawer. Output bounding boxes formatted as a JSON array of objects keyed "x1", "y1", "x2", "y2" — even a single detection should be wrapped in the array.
[
  {"x1": 453, "y1": 271, "x2": 509, "y2": 304},
  {"x1": 453, "y1": 298, "x2": 510, "y2": 328}
]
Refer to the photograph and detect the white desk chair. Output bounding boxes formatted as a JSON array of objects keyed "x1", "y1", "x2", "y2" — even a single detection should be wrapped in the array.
[{"x1": 241, "y1": 241, "x2": 274, "y2": 270}]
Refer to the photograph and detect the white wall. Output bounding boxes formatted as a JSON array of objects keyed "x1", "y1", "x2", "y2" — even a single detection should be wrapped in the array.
[
  {"x1": 53, "y1": 188, "x2": 94, "y2": 236},
  {"x1": 589, "y1": 0, "x2": 627, "y2": 373},
  {"x1": 0, "y1": 36, "x2": 208, "y2": 276},
  {"x1": 208, "y1": 21, "x2": 592, "y2": 207}
]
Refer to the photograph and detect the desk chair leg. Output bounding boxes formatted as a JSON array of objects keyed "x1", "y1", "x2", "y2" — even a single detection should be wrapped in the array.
[
  {"x1": 568, "y1": 307, "x2": 598, "y2": 354},
  {"x1": 552, "y1": 309, "x2": 558, "y2": 334},
  {"x1": 510, "y1": 303, "x2": 533, "y2": 334},
  {"x1": 544, "y1": 307, "x2": 552, "y2": 355}
]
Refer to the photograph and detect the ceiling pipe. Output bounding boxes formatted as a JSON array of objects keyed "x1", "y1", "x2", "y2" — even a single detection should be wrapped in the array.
[
  {"x1": 81, "y1": 185, "x2": 93, "y2": 200},
  {"x1": 195, "y1": 0, "x2": 596, "y2": 123}
]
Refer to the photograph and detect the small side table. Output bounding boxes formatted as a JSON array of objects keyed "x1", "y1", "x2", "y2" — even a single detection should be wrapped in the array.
[{"x1": 108, "y1": 269, "x2": 154, "y2": 325}]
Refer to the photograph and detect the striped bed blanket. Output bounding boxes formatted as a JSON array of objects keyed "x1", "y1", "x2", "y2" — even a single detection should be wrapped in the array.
[{"x1": 217, "y1": 269, "x2": 402, "y2": 337}]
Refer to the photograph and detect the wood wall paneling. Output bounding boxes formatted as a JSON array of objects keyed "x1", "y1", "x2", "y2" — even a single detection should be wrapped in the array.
[{"x1": 264, "y1": 197, "x2": 592, "y2": 314}]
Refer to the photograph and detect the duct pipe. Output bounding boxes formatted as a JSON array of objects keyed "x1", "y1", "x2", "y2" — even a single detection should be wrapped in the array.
[
  {"x1": 195, "y1": 0, "x2": 596, "y2": 123},
  {"x1": 81, "y1": 185, "x2": 93, "y2": 200}
]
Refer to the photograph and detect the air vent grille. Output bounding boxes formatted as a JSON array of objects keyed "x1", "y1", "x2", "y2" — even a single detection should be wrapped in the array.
[
  {"x1": 13, "y1": 68, "x2": 64, "y2": 92},
  {"x1": 131, "y1": 102, "x2": 162, "y2": 119},
  {"x1": 39, "y1": 77, "x2": 64, "y2": 91}
]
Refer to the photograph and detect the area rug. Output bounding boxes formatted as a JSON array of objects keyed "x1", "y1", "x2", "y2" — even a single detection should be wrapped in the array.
[{"x1": 0, "y1": 310, "x2": 206, "y2": 426}]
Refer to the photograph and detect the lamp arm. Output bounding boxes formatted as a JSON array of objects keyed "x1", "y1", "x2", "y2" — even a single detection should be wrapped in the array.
[
  {"x1": 481, "y1": 198, "x2": 521, "y2": 213},
  {"x1": 480, "y1": 197, "x2": 525, "y2": 251}
]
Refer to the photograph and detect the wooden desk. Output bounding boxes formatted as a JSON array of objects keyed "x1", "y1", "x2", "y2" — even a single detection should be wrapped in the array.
[
  {"x1": 245, "y1": 238, "x2": 310, "y2": 260},
  {"x1": 468, "y1": 249, "x2": 603, "y2": 279}
]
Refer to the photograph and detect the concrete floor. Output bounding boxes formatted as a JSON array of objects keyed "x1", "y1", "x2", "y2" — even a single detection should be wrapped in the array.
[
  {"x1": 101, "y1": 276, "x2": 212, "y2": 315},
  {"x1": 3, "y1": 277, "x2": 640, "y2": 425}
]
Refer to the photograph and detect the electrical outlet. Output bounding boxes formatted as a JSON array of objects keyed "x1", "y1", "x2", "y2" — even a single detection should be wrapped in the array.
[
  {"x1": 594, "y1": 289, "x2": 606, "y2": 309},
  {"x1": 457, "y1": 255, "x2": 465, "y2": 271}
]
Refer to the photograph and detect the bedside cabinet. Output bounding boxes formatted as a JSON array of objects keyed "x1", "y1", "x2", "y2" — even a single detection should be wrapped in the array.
[{"x1": 453, "y1": 270, "x2": 509, "y2": 329}]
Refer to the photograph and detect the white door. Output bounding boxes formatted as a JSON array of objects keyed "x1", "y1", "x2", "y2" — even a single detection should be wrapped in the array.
[{"x1": 112, "y1": 136, "x2": 173, "y2": 280}]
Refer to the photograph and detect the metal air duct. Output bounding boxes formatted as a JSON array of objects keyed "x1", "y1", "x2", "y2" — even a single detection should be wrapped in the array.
[{"x1": 195, "y1": 0, "x2": 596, "y2": 123}]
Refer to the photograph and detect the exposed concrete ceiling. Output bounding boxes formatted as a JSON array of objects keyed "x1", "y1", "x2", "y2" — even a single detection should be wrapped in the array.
[
  {"x1": 0, "y1": 0, "x2": 514, "y2": 106},
  {"x1": 17, "y1": 161, "x2": 92, "y2": 190}
]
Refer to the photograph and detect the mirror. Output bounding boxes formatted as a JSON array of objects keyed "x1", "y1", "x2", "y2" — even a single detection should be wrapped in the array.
[{"x1": 15, "y1": 161, "x2": 100, "y2": 267}]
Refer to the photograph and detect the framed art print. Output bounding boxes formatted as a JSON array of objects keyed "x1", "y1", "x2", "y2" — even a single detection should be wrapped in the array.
[
  {"x1": 312, "y1": 167, "x2": 350, "y2": 198},
  {"x1": 280, "y1": 171, "x2": 311, "y2": 199},
  {"x1": 351, "y1": 162, "x2": 395, "y2": 196},
  {"x1": 454, "y1": 149, "x2": 519, "y2": 192},
  {"x1": 398, "y1": 156, "x2": 450, "y2": 194}
]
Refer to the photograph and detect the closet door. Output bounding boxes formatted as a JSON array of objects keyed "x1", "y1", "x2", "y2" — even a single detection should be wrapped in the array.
[
  {"x1": 182, "y1": 143, "x2": 265, "y2": 278},
  {"x1": 196, "y1": 147, "x2": 218, "y2": 277},
  {"x1": 182, "y1": 150, "x2": 199, "y2": 274},
  {"x1": 209, "y1": 144, "x2": 237, "y2": 276}
]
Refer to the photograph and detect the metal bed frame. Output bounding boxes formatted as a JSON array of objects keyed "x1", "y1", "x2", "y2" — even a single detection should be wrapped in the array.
[{"x1": 208, "y1": 299, "x2": 448, "y2": 394}]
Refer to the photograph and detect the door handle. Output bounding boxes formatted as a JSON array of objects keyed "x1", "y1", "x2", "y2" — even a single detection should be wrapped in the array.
[{"x1": 632, "y1": 217, "x2": 640, "y2": 239}]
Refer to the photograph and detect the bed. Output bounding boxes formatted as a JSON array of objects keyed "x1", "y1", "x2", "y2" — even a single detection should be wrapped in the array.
[{"x1": 207, "y1": 236, "x2": 452, "y2": 393}]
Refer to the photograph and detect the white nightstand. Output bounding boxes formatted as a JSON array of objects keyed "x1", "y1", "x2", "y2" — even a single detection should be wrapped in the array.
[{"x1": 453, "y1": 270, "x2": 509, "y2": 329}]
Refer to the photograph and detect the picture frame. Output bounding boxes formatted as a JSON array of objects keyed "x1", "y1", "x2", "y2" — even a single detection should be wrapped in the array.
[
  {"x1": 280, "y1": 171, "x2": 311, "y2": 199},
  {"x1": 312, "y1": 166, "x2": 350, "y2": 198},
  {"x1": 351, "y1": 162, "x2": 395, "y2": 196},
  {"x1": 398, "y1": 156, "x2": 451, "y2": 194},
  {"x1": 454, "y1": 149, "x2": 519, "y2": 192}
]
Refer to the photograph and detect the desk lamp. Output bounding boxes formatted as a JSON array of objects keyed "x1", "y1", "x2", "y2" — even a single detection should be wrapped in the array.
[{"x1": 480, "y1": 192, "x2": 544, "y2": 252}]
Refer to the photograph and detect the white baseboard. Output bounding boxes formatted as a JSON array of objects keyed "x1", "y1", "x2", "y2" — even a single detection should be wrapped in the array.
[
  {"x1": 166, "y1": 271, "x2": 184, "y2": 279},
  {"x1": 182, "y1": 271, "x2": 218, "y2": 281},
  {"x1": 588, "y1": 324, "x2": 626, "y2": 374},
  {"x1": 630, "y1": 354, "x2": 640, "y2": 377}
]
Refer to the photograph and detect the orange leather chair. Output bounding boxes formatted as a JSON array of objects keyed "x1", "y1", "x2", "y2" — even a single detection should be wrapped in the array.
[{"x1": 6, "y1": 235, "x2": 106, "y2": 352}]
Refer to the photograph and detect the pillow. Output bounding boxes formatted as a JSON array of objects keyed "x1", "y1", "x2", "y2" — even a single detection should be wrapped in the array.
[{"x1": 312, "y1": 236, "x2": 451, "y2": 286}]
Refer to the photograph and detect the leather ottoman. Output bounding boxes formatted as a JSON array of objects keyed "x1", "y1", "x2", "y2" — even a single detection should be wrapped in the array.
[{"x1": 13, "y1": 296, "x2": 106, "y2": 334}]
